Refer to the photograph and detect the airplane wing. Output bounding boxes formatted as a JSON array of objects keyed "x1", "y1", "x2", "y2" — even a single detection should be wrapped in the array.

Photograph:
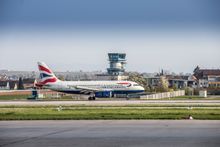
[
  {"x1": 75, "y1": 86, "x2": 101, "y2": 92},
  {"x1": 74, "y1": 86, "x2": 112, "y2": 95}
]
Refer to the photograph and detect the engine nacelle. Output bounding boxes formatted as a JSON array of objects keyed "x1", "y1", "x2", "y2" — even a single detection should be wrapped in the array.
[{"x1": 95, "y1": 91, "x2": 113, "y2": 98}]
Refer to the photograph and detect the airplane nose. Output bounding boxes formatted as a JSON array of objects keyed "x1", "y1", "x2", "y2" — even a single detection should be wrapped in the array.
[{"x1": 140, "y1": 86, "x2": 145, "y2": 91}]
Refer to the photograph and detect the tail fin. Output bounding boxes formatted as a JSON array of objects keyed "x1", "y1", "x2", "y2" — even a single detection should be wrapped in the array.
[{"x1": 37, "y1": 62, "x2": 59, "y2": 85}]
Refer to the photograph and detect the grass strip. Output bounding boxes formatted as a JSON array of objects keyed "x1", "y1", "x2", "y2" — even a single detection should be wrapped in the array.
[
  {"x1": 0, "y1": 95, "x2": 29, "y2": 100},
  {"x1": 0, "y1": 106, "x2": 219, "y2": 120}
]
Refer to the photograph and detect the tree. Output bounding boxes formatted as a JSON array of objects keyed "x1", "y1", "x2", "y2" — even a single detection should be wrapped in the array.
[
  {"x1": 156, "y1": 76, "x2": 169, "y2": 92},
  {"x1": 185, "y1": 87, "x2": 194, "y2": 95},
  {"x1": 171, "y1": 84, "x2": 178, "y2": 91},
  {"x1": 127, "y1": 72, "x2": 149, "y2": 92},
  {"x1": 17, "y1": 77, "x2": 24, "y2": 90},
  {"x1": 57, "y1": 75, "x2": 65, "y2": 81}
]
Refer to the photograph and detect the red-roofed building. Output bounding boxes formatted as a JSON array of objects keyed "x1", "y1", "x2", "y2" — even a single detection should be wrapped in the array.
[{"x1": 193, "y1": 66, "x2": 220, "y2": 89}]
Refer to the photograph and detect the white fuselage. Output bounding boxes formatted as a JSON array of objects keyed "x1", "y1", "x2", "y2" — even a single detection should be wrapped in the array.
[
  {"x1": 44, "y1": 80, "x2": 145, "y2": 95},
  {"x1": 37, "y1": 62, "x2": 145, "y2": 98}
]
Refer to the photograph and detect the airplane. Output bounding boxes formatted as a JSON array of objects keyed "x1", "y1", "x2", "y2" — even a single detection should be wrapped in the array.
[{"x1": 36, "y1": 62, "x2": 145, "y2": 100}]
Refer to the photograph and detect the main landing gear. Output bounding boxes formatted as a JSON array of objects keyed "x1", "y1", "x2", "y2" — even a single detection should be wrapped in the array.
[{"x1": 88, "y1": 96, "x2": 96, "y2": 100}]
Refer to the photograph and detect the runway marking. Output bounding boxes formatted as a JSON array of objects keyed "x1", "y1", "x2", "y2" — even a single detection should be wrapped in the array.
[{"x1": 1, "y1": 100, "x2": 220, "y2": 106}]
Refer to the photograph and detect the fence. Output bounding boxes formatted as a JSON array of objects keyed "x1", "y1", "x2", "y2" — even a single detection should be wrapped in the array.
[{"x1": 140, "y1": 90, "x2": 185, "y2": 99}]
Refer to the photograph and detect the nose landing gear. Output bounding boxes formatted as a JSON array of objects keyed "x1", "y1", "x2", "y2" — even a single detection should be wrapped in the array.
[{"x1": 88, "y1": 96, "x2": 96, "y2": 100}]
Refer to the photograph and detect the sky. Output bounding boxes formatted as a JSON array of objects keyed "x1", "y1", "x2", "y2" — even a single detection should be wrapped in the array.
[{"x1": 0, "y1": 0, "x2": 220, "y2": 73}]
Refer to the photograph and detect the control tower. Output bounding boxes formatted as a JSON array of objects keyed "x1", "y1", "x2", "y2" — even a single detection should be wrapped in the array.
[{"x1": 107, "y1": 53, "x2": 126, "y2": 76}]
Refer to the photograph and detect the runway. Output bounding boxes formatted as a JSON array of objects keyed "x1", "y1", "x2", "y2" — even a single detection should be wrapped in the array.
[
  {"x1": 0, "y1": 120, "x2": 220, "y2": 147},
  {"x1": 1, "y1": 100, "x2": 220, "y2": 106}
]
